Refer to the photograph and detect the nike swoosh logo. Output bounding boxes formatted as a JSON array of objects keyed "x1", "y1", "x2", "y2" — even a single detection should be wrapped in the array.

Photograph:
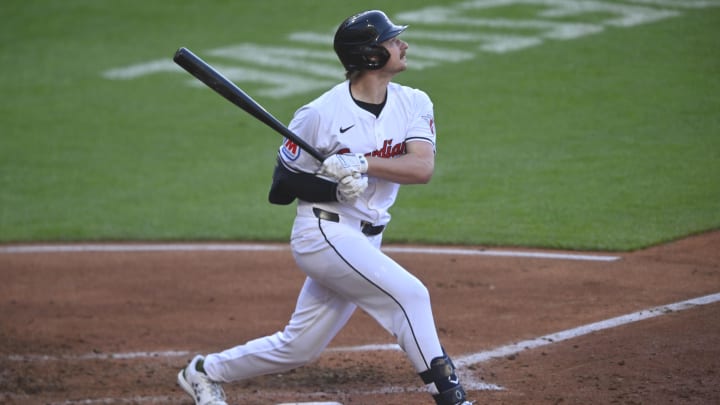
[{"x1": 339, "y1": 125, "x2": 355, "y2": 134}]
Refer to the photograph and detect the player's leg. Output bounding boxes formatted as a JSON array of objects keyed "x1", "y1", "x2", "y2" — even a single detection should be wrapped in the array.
[
  {"x1": 202, "y1": 277, "x2": 356, "y2": 382},
  {"x1": 294, "y1": 219, "x2": 470, "y2": 404},
  {"x1": 296, "y1": 219, "x2": 442, "y2": 369}
]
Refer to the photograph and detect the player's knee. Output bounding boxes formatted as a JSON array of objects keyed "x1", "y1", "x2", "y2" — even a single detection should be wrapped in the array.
[{"x1": 419, "y1": 354, "x2": 469, "y2": 405}]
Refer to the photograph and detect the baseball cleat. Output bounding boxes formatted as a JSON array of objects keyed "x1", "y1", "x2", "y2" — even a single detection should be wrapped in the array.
[{"x1": 177, "y1": 355, "x2": 227, "y2": 405}]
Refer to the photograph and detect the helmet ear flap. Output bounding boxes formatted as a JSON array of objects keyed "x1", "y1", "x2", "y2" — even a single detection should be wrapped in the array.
[{"x1": 360, "y1": 45, "x2": 390, "y2": 70}]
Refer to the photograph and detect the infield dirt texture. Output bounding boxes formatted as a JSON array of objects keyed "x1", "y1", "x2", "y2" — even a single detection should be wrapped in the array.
[{"x1": 1, "y1": 233, "x2": 719, "y2": 404}]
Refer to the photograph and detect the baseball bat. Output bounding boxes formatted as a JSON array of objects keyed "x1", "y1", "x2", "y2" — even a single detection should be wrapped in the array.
[{"x1": 172, "y1": 47, "x2": 326, "y2": 162}]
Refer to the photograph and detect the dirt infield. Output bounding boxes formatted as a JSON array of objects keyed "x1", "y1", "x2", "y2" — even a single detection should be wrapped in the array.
[{"x1": 1, "y1": 231, "x2": 719, "y2": 405}]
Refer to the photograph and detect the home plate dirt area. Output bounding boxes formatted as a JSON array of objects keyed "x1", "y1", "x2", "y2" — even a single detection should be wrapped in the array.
[{"x1": 1, "y1": 231, "x2": 719, "y2": 404}]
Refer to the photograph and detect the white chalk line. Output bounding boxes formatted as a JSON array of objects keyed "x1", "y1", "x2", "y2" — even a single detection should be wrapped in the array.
[
  {"x1": 454, "y1": 291, "x2": 720, "y2": 367},
  {"x1": 385, "y1": 246, "x2": 619, "y2": 262},
  {"x1": 10, "y1": 292, "x2": 718, "y2": 405},
  {"x1": 6, "y1": 350, "x2": 191, "y2": 362},
  {"x1": 0, "y1": 242, "x2": 620, "y2": 261}
]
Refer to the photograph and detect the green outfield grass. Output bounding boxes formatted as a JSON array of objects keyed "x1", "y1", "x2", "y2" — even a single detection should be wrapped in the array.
[{"x1": 1, "y1": 0, "x2": 719, "y2": 250}]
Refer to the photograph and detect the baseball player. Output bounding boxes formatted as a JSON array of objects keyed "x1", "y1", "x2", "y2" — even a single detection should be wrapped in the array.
[{"x1": 178, "y1": 10, "x2": 473, "y2": 405}]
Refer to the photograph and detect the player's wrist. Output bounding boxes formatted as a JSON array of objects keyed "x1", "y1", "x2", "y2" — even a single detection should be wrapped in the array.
[{"x1": 354, "y1": 153, "x2": 369, "y2": 174}]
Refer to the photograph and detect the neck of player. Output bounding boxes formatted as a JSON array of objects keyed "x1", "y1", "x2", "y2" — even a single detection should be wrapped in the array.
[{"x1": 350, "y1": 72, "x2": 393, "y2": 105}]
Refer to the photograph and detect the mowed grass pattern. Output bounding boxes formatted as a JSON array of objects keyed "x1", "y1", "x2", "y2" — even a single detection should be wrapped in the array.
[{"x1": 1, "y1": 1, "x2": 719, "y2": 250}]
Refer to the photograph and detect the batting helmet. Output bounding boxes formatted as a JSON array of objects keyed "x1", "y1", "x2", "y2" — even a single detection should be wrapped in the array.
[{"x1": 333, "y1": 10, "x2": 408, "y2": 72}]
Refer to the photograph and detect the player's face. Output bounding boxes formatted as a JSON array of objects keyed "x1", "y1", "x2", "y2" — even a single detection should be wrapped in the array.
[{"x1": 381, "y1": 37, "x2": 408, "y2": 73}]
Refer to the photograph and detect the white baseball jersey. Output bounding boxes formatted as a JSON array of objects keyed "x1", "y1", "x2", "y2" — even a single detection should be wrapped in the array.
[
  {"x1": 204, "y1": 81, "x2": 446, "y2": 385},
  {"x1": 197, "y1": 11, "x2": 471, "y2": 402},
  {"x1": 278, "y1": 80, "x2": 436, "y2": 226}
]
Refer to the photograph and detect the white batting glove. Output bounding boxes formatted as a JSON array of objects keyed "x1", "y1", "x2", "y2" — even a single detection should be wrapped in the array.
[
  {"x1": 336, "y1": 173, "x2": 368, "y2": 203},
  {"x1": 320, "y1": 153, "x2": 368, "y2": 181}
]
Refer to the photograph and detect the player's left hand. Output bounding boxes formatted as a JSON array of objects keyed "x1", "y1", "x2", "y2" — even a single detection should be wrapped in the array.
[
  {"x1": 320, "y1": 153, "x2": 368, "y2": 180},
  {"x1": 336, "y1": 173, "x2": 368, "y2": 202}
]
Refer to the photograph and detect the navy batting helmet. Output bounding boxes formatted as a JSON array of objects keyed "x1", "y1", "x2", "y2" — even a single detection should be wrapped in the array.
[{"x1": 333, "y1": 10, "x2": 408, "y2": 72}]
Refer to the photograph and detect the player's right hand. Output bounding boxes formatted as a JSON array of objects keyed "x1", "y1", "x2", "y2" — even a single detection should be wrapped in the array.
[
  {"x1": 336, "y1": 173, "x2": 368, "y2": 202},
  {"x1": 320, "y1": 153, "x2": 368, "y2": 180}
]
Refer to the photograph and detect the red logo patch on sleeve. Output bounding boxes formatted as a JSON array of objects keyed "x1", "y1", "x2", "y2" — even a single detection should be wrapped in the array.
[{"x1": 280, "y1": 138, "x2": 301, "y2": 161}]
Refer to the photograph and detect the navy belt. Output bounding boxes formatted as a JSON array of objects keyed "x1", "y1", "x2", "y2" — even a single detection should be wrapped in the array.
[{"x1": 312, "y1": 208, "x2": 385, "y2": 236}]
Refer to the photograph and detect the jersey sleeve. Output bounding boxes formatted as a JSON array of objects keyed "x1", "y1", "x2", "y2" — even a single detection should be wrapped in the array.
[
  {"x1": 406, "y1": 89, "x2": 437, "y2": 152},
  {"x1": 270, "y1": 103, "x2": 341, "y2": 205},
  {"x1": 277, "y1": 105, "x2": 324, "y2": 174}
]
